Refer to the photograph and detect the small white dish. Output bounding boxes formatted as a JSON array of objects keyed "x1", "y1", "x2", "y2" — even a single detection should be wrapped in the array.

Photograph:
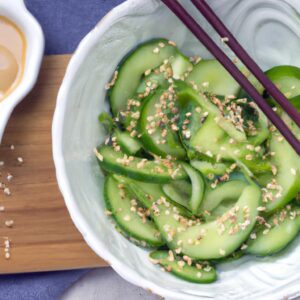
[
  {"x1": 0, "y1": 0, "x2": 44, "y2": 141},
  {"x1": 53, "y1": 0, "x2": 300, "y2": 299}
]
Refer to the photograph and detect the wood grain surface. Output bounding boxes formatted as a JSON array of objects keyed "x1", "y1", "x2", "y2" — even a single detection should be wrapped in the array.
[{"x1": 0, "y1": 55, "x2": 108, "y2": 274}]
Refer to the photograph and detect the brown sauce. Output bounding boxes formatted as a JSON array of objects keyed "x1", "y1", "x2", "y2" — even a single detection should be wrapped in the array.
[{"x1": 0, "y1": 16, "x2": 26, "y2": 101}]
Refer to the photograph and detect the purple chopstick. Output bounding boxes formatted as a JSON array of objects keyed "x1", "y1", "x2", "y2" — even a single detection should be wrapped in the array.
[
  {"x1": 161, "y1": 0, "x2": 300, "y2": 155},
  {"x1": 191, "y1": 0, "x2": 300, "y2": 128}
]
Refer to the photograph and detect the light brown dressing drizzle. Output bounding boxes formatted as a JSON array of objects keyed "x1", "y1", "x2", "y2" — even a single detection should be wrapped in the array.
[{"x1": 0, "y1": 16, "x2": 26, "y2": 101}]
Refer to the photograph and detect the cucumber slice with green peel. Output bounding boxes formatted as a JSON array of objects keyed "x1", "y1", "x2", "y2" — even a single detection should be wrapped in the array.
[
  {"x1": 136, "y1": 72, "x2": 168, "y2": 95},
  {"x1": 190, "y1": 115, "x2": 227, "y2": 157},
  {"x1": 114, "y1": 225, "x2": 161, "y2": 249},
  {"x1": 247, "y1": 115, "x2": 270, "y2": 146},
  {"x1": 162, "y1": 180, "x2": 191, "y2": 210},
  {"x1": 290, "y1": 95, "x2": 300, "y2": 111},
  {"x1": 175, "y1": 81, "x2": 247, "y2": 142},
  {"x1": 113, "y1": 129, "x2": 142, "y2": 155},
  {"x1": 129, "y1": 179, "x2": 261, "y2": 260},
  {"x1": 182, "y1": 163, "x2": 205, "y2": 214},
  {"x1": 190, "y1": 160, "x2": 228, "y2": 177},
  {"x1": 104, "y1": 176, "x2": 164, "y2": 247},
  {"x1": 281, "y1": 111, "x2": 300, "y2": 140},
  {"x1": 123, "y1": 178, "x2": 193, "y2": 218},
  {"x1": 175, "y1": 80, "x2": 218, "y2": 114},
  {"x1": 200, "y1": 180, "x2": 248, "y2": 213},
  {"x1": 109, "y1": 39, "x2": 178, "y2": 116},
  {"x1": 136, "y1": 52, "x2": 192, "y2": 95},
  {"x1": 96, "y1": 146, "x2": 187, "y2": 183},
  {"x1": 139, "y1": 89, "x2": 186, "y2": 159},
  {"x1": 178, "y1": 101, "x2": 205, "y2": 147},
  {"x1": 149, "y1": 250, "x2": 217, "y2": 283},
  {"x1": 265, "y1": 135, "x2": 300, "y2": 212},
  {"x1": 174, "y1": 185, "x2": 261, "y2": 260},
  {"x1": 186, "y1": 59, "x2": 240, "y2": 96},
  {"x1": 246, "y1": 206, "x2": 300, "y2": 256},
  {"x1": 265, "y1": 65, "x2": 300, "y2": 102},
  {"x1": 190, "y1": 116, "x2": 272, "y2": 175},
  {"x1": 169, "y1": 53, "x2": 193, "y2": 80}
]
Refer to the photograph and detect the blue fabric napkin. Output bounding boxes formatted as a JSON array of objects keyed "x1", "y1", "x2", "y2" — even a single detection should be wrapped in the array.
[
  {"x1": 1, "y1": 1, "x2": 125, "y2": 300},
  {"x1": 0, "y1": 269, "x2": 89, "y2": 300},
  {"x1": 25, "y1": 0, "x2": 125, "y2": 54}
]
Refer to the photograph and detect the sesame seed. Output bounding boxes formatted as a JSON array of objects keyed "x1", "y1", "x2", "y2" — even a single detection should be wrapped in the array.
[
  {"x1": 196, "y1": 272, "x2": 202, "y2": 278},
  {"x1": 168, "y1": 40, "x2": 176, "y2": 47},
  {"x1": 94, "y1": 148, "x2": 104, "y2": 161},
  {"x1": 7, "y1": 174, "x2": 13, "y2": 182},
  {"x1": 104, "y1": 209, "x2": 112, "y2": 216},
  {"x1": 219, "y1": 248, "x2": 226, "y2": 256},
  {"x1": 241, "y1": 244, "x2": 248, "y2": 250},
  {"x1": 0, "y1": 206, "x2": 5, "y2": 212},
  {"x1": 221, "y1": 37, "x2": 229, "y2": 43},
  {"x1": 5, "y1": 220, "x2": 14, "y2": 227},
  {"x1": 0, "y1": 161, "x2": 4, "y2": 166},
  {"x1": 291, "y1": 168, "x2": 297, "y2": 176},
  {"x1": 17, "y1": 157, "x2": 24, "y2": 164},
  {"x1": 250, "y1": 233, "x2": 257, "y2": 240},
  {"x1": 257, "y1": 206, "x2": 266, "y2": 212},
  {"x1": 10, "y1": 145, "x2": 15, "y2": 150},
  {"x1": 177, "y1": 260, "x2": 185, "y2": 268},
  {"x1": 203, "y1": 265, "x2": 212, "y2": 272},
  {"x1": 263, "y1": 229, "x2": 270, "y2": 235},
  {"x1": 123, "y1": 215, "x2": 131, "y2": 222},
  {"x1": 4, "y1": 187, "x2": 11, "y2": 196},
  {"x1": 245, "y1": 154, "x2": 253, "y2": 161},
  {"x1": 153, "y1": 47, "x2": 160, "y2": 54}
]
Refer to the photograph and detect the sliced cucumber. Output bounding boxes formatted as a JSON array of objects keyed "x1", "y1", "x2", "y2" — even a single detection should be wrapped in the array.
[
  {"x1": 265, "y1": 135, "x2": 300, "y2": 212},
  {"x1": 190, "y1": 160, "x2": 228, "y2": 177},
  {"x1": 149, "y1": 250, "x2": 217, "y2": 283},
  {"x1": 114, "y1": 129, "x2": 142, "y2": 155},
  {"x1": 182, "y1": 163, "x2": 205, "y2": 214},
  {"x1": 186, "y1": 59, "x2": 240, "y2": 96},
  {"x1": 190, "y1": 116, "x2": 271, "y2": 175},
  {"x1": 169, "y1": 53, "x2": 193, "y2": 80},
  {"x1": 290, "y1": 95, "x2": 300, "y2": 111},
  {"x1": 174, "y1": 185, "x2": 261, "y2": 260},
  {"x1": 178, "y1": 101, "x2": 205, "y2": 148},
  {"x1": 247, "y1": 113, "x2": 270, "y2": 146},
  {"x1": 265, "y1": 65, "x2": 300, "y2": 103},
  {"x1": 139, "y1": 89, "x2": 186, "y2": 158},
  {"x1": 130, "y1": 179, "x2": 261, "y2": 260},
  {"x1": 124, "y1": 178, "x2": 193, "y2": 218},
  {"x1": 162, "y1": 180, "x2": 191, "y2": 210},
  {"x1": 175, "y1": 81, "x2": 247, "y2": 143},
  {"x1": 201, "y1": 180, "x2": 248, "y2": 213},
  {"x1": 104, "y1": 176, "x2": 163, "y2": 247},
  {"x1": 136, "y1": 72, "x2": 168, "y2": 95},
  {"x1": 247, "y1": 206, "x2": 300, "y2": 256},
  {"x1": 96, "y1": 146, "x2": 187, "y2": 183},
  {"x1": 109, "y1": 39, "x2": 178, "y2": 116},
  {"x1": 136, "y1": 52, "x2": 192, "y2": 95}
]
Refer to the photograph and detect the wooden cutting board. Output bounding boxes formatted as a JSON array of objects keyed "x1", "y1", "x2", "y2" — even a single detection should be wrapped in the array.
[{"x1": 0, "y1": 55, "x2": 108, "y2": 274}]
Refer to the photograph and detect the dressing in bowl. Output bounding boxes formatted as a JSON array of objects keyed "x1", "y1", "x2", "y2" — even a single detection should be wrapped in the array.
[{"x1": 0, "y1": 16, "x2": 26, "y2": 101}]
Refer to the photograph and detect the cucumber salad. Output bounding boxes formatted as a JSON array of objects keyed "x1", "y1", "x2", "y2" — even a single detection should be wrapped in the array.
[{"x1": 95, "y1": 39, "x2": 300, "y2": 283}]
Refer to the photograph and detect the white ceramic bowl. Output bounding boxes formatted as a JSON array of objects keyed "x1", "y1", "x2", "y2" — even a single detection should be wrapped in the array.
[
  {"x1": 53, "y1": 0, "x2": 300, "y2": 299},
  {"x1": 0, "y1": 0, "x2": 44, "y2": 141}
]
